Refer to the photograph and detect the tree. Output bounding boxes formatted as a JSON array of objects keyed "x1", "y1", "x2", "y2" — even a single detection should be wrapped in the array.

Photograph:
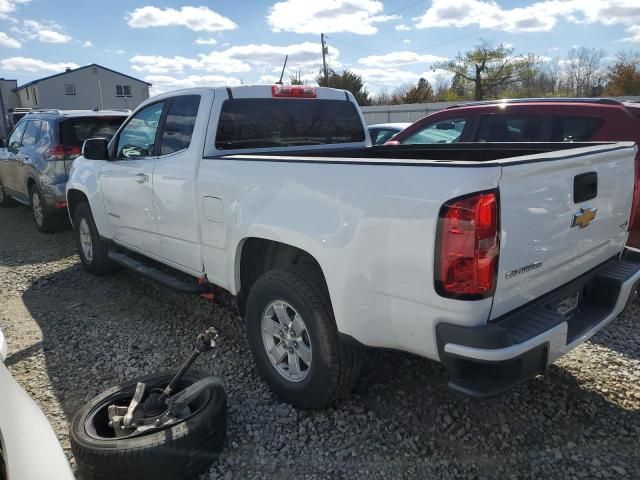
[
  {"x1": 435, "y1": 40, "x2": 537, "y2": 100},
  {"x1": 564, "y1": 47, "x2": 606, "y2": 96},
  {"x1": 315, "y1": 69, "x2": 371, "y2": 105},
  {"x1": 605, "y1": 51, "x2": 640, "y2": 96},
  {"x1": 390, "y1": 78, "x2": 434, "y2": 104},
  {"x1": 289, "y1": 70, "x2": 305, "y2": 85}
]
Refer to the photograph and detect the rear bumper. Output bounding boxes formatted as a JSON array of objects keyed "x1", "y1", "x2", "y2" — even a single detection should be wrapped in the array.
[{"x1": 436, "y1": 250, "x2": 640, "y2": 397}]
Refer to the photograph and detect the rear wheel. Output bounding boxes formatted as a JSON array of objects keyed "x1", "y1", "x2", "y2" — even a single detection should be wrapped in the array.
[
  {"x1": 29, "y1": 185, "x2": 58, "y2": 232},
  {"x1": 0, "y1": 177, "x2": 16, "y2": 207},
  {"x1": 245, "y1": 265, "x2": 363, "y2": 409},
  {"x1": 74, "y1": 202, "x2": 117, "y2": 275}
]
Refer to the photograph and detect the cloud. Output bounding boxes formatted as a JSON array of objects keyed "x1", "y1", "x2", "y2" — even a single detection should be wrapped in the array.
[
  {"x1": 146, "y1": 74, "x2": 242, "y2": 96},
  {"x1": 82, "y1": 40, "x2": 93, "y2": 48},
  {"x1": 195, "y1": 37, "x2": 218, "y2": 45},
  {"x1": 130, "y1": 42, "x2": 337, "y2": 75},
  {"x1": 358, "y1": 51, "x2": 446, "y2": 67},
  {"x1": 414, "y1": 0, "x2": 640, "y2": 35},
  {"x1": 349, "y1": 67, "x2": 454, "y2": 93},
  {"x1": 130, "y1": 53, "x2": 250, "y2": 75},
  {"x1": 395, "y1": 24, "x2": 411, "y2": 31},
  {"x1": 267, "y1": 0, "x2": 399, "y2": 35},
  {"x1": 17, "y1": 19, "x2": 72, "y2": 43},
  {"x1": 0, "y1": 32, "x2": 21, "y2": 48},
  {"x1": 127, "y1": 6, "x2": 237, "y2": 32},
  {"x1": 0, "y1": 0, "x2": 29, "y2": 17},
  {"x1": 621, "y1": 25, "x2": 640, "y2": 42},
  {"x1": 0, "y1": 57, "x2": 79, "y2": 73},
  {"x1": 402, "y1": 39, "x2": 411, "y2": 44}
]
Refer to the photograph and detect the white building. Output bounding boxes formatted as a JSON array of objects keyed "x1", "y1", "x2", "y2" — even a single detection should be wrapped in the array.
[{"x1": 13, "y1": 63, "x2": 151, "y2": 112}]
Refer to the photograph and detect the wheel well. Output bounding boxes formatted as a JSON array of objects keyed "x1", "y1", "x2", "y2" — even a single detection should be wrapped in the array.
[
  {"x1": 67, "y1": 189, "x2": 89, "y2": 223},
  {"x1": 26, "y1": 177, "x2": 36, "y2": 193},
  {"x1": 238, "y1": 238, "x2": 325, "y2": 315}
]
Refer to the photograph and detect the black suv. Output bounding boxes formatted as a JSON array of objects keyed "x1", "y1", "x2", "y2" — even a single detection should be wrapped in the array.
[{"x1": 0, "y1": 110, "x2": 127, "y2": 232}]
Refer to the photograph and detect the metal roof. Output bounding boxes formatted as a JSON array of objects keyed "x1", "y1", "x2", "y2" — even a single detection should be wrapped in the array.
[{"x1": 14, "y1": 63, "x2": 152, "y2": 91}]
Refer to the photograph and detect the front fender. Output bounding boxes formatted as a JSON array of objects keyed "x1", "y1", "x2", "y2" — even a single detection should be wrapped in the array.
[{"x1": 66, "y1": 158, "x2": 112, "y2": 238}]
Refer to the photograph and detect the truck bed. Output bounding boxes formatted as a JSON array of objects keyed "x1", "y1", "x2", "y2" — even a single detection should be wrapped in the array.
[{"x1": 222, "y1": 142, "x2": 630, "y2": 164}]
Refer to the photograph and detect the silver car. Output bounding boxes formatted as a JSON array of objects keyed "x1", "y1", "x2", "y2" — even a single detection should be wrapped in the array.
[{"x1": 0, "y1": 110, "x2": 127, "y2": 232}]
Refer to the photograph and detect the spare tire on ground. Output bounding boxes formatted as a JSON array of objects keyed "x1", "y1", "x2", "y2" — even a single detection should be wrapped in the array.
[{"x1": 70, "y1": 371, "x2": 227, "y2": 480}]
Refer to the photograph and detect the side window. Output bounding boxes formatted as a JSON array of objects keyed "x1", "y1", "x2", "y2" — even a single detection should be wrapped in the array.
[
  {"x1": 477, "y1": 114, "x2": 542, "y2": 142},
  {"x1": 8, "y1": 122, "x2": 27, "y2": 148},
  {"x1": 116, "y1": 102, "x2": 165, "y2": 159},
  {"x1": 160, "y1": 95, "x2": 200, "y2": 155},
  {"x1": 38, "y1": 120, "x2": 51, "y2": 144},
  {"x1": 552, "y1": 116, "x2": 603, "y2": 142},
  {"x1": 374, "y1": 128, "x2": 400, "y2": 145},
  {"x1": 20, "y1": 120, "x2": 41, "y2": 147},
  {"x1": 402, "y1": 118, "x2": 467, "y2": 144}
]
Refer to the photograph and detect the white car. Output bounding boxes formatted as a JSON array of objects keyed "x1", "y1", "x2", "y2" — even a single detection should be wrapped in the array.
[
  {"x1": 67, "y1": 84, "x2": 640, "y2": 408},
  {"x1": 367, "y1": 122, "x2": 411, "y2": 145},
  {"x1": 0, "y1": 328, "x2": 74, "y2": 479}
]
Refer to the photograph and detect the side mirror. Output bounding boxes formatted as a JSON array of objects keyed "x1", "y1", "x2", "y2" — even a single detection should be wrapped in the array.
[
  {"x1": 0, "y1": 137, "x2": 6, "y2": 148},
  {"x1": 435, "y1": 122, "x2": 456, "y2": 130},
  {"x1": 82, "y1": 138, "x2": 110, "y2": 160}
]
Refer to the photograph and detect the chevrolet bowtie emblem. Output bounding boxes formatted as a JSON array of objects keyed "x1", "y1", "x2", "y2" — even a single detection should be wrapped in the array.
[{"x1": 571, "y1": 207, "x2": 597, "y2": 229}]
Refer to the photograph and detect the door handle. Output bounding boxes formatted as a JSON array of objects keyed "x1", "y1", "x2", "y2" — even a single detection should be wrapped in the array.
[{"x1": 133, "y1": 173, "x2": 149, "y2": 184}]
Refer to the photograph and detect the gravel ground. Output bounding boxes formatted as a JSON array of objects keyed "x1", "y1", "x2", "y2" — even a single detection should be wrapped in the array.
[{"x1": 1, "y1": 205, "x2": 639, "y2": 480}]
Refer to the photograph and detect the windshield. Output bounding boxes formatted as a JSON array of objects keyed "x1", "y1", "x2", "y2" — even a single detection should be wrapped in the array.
[{"x1": 215, "y1": 99, "x2": 365, "y2": 150}]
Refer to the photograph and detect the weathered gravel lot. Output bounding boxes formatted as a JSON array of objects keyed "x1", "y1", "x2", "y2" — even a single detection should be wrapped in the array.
[{"x1": 0, "y1": 205, "x2": 639, "y2": 480}]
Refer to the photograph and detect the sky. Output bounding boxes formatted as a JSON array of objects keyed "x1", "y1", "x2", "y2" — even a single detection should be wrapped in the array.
[{"x1": 0, "y1": 0, "x2": 639, "y2": 96}]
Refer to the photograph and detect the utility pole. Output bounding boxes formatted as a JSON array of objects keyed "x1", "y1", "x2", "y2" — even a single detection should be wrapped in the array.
[{"x1": 321, "y1": 33, "x2": 328, "y2": 85}]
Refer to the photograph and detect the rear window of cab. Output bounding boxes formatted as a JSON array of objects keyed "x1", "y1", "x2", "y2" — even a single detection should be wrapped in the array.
[{"x1": 215, "y1": 99, "x2": 365, "y2": 150}]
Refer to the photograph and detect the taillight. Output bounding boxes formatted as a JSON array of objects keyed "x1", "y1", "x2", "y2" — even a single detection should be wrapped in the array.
[
  {"x1": 271, "y1": 85, "x2": 317, "y2": 98},
  {"x1": 435, "y1": 190, "x2": 500, "y2": 299},
  {"x1": 627, "y1": 152, "x2": 640, "y2": 247},
  {"x1": 45, "y1": 144, "x2": 81, "y2": 161}
]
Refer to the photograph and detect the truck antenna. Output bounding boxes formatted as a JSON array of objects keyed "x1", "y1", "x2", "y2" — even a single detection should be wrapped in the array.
[{"x1": 276, "y1": 55, "x2": 288, "y2": 85}]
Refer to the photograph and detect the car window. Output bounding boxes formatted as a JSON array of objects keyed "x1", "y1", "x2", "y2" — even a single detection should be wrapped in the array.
[
  {"x1": 402, "y1": 118, "x2": 467, "y2": 144},
  {"x1": 215, "y1": 99, "x2": 365, "y2": 150},
  {"x1": 116, "y1": 102, "x2": 165, "y2": 159},
  {"x1": 60, "y1": 117, "x2": 126, "y2": 147},
  {"x1": 38, "y1": 120, "x2": 51, "y2": 144},
  {"x1": 371, "y1": 128, "x2": 399, "y2": 145},
  {"x1": 552, "y1": 116, "x2": 603, "y2": 142},
  {"x1": 8, "y1": 122, "x2": 27, "y2": 148},
  {"x1": 160, "y1": 95, "x2": 200, "y2": 155},
  {"x1": 21, "y1": 120, "x2": 41, "y2": 147},
  {"x1": 477, "y1": 114, "x2": 542, "y2": 142}
]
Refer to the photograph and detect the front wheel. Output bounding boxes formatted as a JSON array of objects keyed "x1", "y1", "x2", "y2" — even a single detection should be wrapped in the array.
[
  {"x1": 73, "y1": 202, "x2": 117, "y2": 275},
  {"x1": 245, "y1": 265, "x2": 363, "y2": 409}
]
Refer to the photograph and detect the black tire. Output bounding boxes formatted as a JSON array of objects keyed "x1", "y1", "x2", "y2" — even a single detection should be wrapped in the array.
[
  {"x1": 245, "y1": 265, "x2": 363, "y2": 409},
  {"x1": 29, "y1": 184, "x2": 59, "y2": 233},
  {"x1": 0, "y1": 177, "x2": 17, "y2": 207},
  {"x1": 71, "y1": 371, "x2": 227, "y2": 480},
  {"x1": 73, "y1": 202, "x2": 117, "y2": 275}
]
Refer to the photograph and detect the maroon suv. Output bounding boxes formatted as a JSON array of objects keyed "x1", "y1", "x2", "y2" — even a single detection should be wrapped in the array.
[{"x1": 387, "y1": 98, "x2": 640, "y2": 247}]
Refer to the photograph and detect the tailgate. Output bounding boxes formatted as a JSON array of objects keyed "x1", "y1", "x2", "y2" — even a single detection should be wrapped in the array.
[{"x1": 491, "y1": 143, "x2": 637, "y2": 319}]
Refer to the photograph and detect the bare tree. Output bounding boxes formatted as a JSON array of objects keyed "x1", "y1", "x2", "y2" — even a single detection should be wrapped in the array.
[{"x1": 564, "y1": 47, "x2": 606, "y2": 96}]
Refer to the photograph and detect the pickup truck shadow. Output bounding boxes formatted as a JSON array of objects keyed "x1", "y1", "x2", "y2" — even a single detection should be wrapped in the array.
[
  {"x1": 18, "y1": 263, "x2": 640, "y2": 479},
  {"x1": 0, "y1": 206, "x2": 72, "y2": 267}
]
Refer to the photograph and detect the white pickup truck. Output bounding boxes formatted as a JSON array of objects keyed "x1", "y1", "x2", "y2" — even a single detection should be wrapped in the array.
[{"x1": 67, "y1": 85, "x2": 640, "y2": 408}]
